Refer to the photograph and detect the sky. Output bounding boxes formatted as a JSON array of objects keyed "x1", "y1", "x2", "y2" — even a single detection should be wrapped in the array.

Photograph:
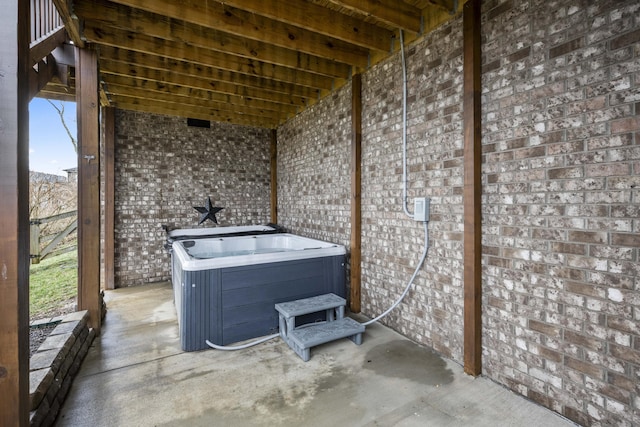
[{"x1": 29, "y1": 98, "x2": 78, "y2": 176}]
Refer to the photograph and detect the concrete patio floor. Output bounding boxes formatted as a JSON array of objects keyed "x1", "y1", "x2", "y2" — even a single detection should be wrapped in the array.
[{"x1": 55, "y1": 282, "x2": 576, "y2": 427}]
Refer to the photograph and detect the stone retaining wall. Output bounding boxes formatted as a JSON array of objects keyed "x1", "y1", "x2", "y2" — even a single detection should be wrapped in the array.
[{"x1": 29, "y1": 311, "x2": 95, "y2": 427}]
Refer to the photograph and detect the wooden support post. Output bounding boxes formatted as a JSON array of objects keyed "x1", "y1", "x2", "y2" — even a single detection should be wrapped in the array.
[
  {"x1": 103, "y1": 106, "x2": 115, "y2": 290},
  {"x1": 270, "y1": 129, "x2": 278, "y2": 224},
  {"x1": 76, "y1": 47, "x2": 102, "y2": 331},
  {"x1": 463, "y1": 0, "x2": 482, "y2": 376},
  {"x1": 350, "y1": 74, "x2": 362, "y2": 313},
  {"x1": 0, "y1": 0, "x2": 31, "y2": 424}
]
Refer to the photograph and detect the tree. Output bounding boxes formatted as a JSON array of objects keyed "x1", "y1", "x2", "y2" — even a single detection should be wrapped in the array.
[{"x1": 46, "y1": 99, "x2": 77, "y2": 153}]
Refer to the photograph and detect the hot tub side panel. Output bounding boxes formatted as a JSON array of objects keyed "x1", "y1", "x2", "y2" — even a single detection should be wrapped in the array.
[
  {"x1": 180, "y1": 269, "x2": 222, "y2": 351},
  {"x1": 179, "y1": 255, "x2": 345, "y2": 351}
]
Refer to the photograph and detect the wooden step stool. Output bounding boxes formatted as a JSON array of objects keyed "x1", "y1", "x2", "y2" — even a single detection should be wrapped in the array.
[{"x1": 275, "y1": 293, "x2": 365, "y2": 362}]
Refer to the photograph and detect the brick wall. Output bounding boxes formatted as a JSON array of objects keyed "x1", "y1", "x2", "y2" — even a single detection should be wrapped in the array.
[
  {"x1": 359, "y1": 20, "x2": 466, "y2": 360},
  {"x1": 481, "y1": 1, "x2": 639, "y2": 425},
  {"x1": 114, "y1": 110, "x2": 271, "y2": 286},
  {"x1": 277, "y1": 86, "x2": 352, "y2": 248},
  {"x1": 277, "y1": 24, "x2": 466, "y2": 362},
  {"x1": 275, "y1": 0, "x2": 639, "y2": 425}
]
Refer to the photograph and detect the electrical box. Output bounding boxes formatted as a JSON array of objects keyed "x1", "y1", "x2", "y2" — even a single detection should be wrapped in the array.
[{"x1": 414, "y1": 197, "x2": 430, "y2": 222}]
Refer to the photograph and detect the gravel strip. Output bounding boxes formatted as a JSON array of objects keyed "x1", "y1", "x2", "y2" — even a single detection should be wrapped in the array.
[{"x1": 30, "y1": 324, "x2": 58, "y2": 358}]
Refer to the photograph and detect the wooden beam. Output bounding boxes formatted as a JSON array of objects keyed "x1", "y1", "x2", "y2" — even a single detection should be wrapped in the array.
[
  {"x1": 100, "y1": 44, "x2": 334, "y2": 90},
  {"x1": 97, "y1": 45, "x2": 334, "y2": 91},
  {"x1": 30, "y1": 26, "x2": 66, "y2": 66},
  {"x1": 350, "y1": 73, "x2": 362, "y2": 313},
  {"x1": 115, "y1": 100, "x2": 276, "y2": 129},
  {"x1": 107, "y1": 0, "x2": 368, "y2": 68},
  {"x1": 0, "y1": 0, "x2": 30, "y2": 424},
  {"x1": 83, "y1": 26, "x2": 347, "y2": 86},
  {"x1": 99, "y1": 58, "x2": 320, "y2": 101},
  {"x1": 219, "y1": 0, "x2": 393, "y2": 52},
  {"x1": 100, "y1": 66, "x2": 308, "y2": 108},
  {"x1": 29, "y1": 54, "x2": 59, "y2": 100},
  {"x1": 76, "y1": 0, "x2": 367, "y2": 72},
  {"x1": 428, "y1": 0, "x2": 459, "y2": 14},
  {"x1": 103, "y1": 73, "x2": 305, "y2": 113},
  {"x1": 51, "y1": 0, "x2": 85, "y2": 47},
  {"x1": 110, "y1": 93, "x2": 284, "y2": 124},
  {"x1": 422, "y1": 2, "x2": 461, "y2": 36},
  {"x1": 270, "y1": 129, "x2": 278, "y2": 224},
  {"x1": 102, "y1": 106, "x2": 115, "y2": 290},
  {"x1": 107, "y1": 87, "x2": 289, "y2": 120},
  {"x1": 103, "y1": 79, "x2": 298, "y2": 115},
  {"x1": 463, "y1": 0, "x2": 482, "y2": 377},
  {"x1": 36, "y1": 83, "x2": 76, "y2": 102},
  {"x1": 76, "y1": 47, "x2": 102, "y2": 331},
  {"x1": 329, "y1": 0, "x2": 422, "y2": 33}
]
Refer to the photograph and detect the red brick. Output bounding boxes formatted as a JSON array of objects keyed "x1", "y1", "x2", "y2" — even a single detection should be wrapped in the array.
[
  {"x1": 611, "y1": 116, "x2": 640, "y2": 134},
  {"x1": 548, "y1": 166, "x2": 583, "y2": 179},
  {"x1": 611, "y1": 232, "x2": 640, "y2": 247},
  {"x1": 598, "y1": 384, "x2": 630, "y2": 405},
  {"x1": 607, "y1": 371, "x2": 635, "y2": 391},
  {"x1": 564, "y1": 281, "x2": 605, "y2": 298},
  {"x1": 611, "y1": 28, "x2": 640, "y2": 50},
  {"x1": 527, "y1": 389, "x2": 550, "y2": 407},
  {"x1": 565, "y1": 356, "x2": 604, "y2": 380},
  {"x1": 551, "y1": 242, "x2": 587, "y2": 256},
  {"x1": 507, "y1": 46, "x2": 531, "y2": 64},
  {"x1": 609, "y1": 343, "x2": 640, "y2": 365},
  {"x1": 567, "y1": 230, "x2": 608, "y2": 244},
  {"x1": 537, "y1": 345, "x2": 563, "y2": 363},
  {"x1": 585, "y1": 163, "x2": 631, "y2": 177},
  {"x1": 564, "y1": 330, "x2": 605, "y2": 352},
  {"x1": 549, "y1": 37, "x2": 584, "y2": 59},
  {"x1": 529, "y1": 320, "x2": 562, "y2": 338},
  {"x1": 487, "y1": 0, "x2": 513, "y2": 20},
  {"x1": 563, "y1": 406, "x2": 591, "y2": 426}
]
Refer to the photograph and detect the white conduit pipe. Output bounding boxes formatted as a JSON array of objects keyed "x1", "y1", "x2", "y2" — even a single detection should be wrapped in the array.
[
  {"x1": 400, "y1": 29, "x2": 413, "y2": 220},
  {"x1": 362, "y1": 220, "x2": 429, "y2": 326},
  {"x1": 206, "y1": 333, "x2": 280, "y2": 351},
  {"x1": 363, "y1": 30, "x2": 430, "y2": 326}
]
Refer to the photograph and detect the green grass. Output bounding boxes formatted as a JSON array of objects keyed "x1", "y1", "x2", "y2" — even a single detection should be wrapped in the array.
[{"x1": 30, "y1": 250, "x2": 78, "y2": 320}]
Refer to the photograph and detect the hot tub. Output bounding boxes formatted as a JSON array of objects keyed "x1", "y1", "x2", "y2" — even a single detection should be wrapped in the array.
[
  {"x1": 163, "y1": 224, "x2": 284, "y2": 252},
  {"x1": 171, "y1": 233, "x2": 346, "y2": 351}
]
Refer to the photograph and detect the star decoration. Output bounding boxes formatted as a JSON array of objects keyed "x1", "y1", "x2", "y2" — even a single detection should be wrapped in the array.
[{"x1": 193, "y1": 197, "x2": 224, "y2": 225}]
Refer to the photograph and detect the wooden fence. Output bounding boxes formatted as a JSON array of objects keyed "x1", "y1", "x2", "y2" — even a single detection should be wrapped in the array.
[{"x1": 30, "y1": 210, "x2": 77, "y2": 264}]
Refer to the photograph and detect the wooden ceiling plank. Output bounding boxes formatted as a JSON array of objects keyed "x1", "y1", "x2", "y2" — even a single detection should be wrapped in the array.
[
  {"x1": 75, "y1": 0, "x2": 359, "y2": 74},
  {"x1": 114, "y1": 100, "x2": 277, "y2": 129},
  {"x1": 84, "y1": 22, "x2": 351, "y2": 80},
  {"x1": 100, "y1": 67, "x2": 307, "y2": 107},
  {"x1": 100, "y1": 66, "x2": 308, "y2": 107},
  {"x1": 97, "y1": 45, "x2": 334, "y2": 91},
  {"x1": 110, "y1": 92, "x2": 285, "y2": 122},
  {"x1": 104, "y1": 81, "x2": 298, "y2": 115},
  {"x1": 328, "y1": 0, "x2": 422, "y2": 33},
  {"x1": 99, "y1": 55, "x2": 321, "y2": 99},
  {"x1": 219, "y1": 0, "x2": 393, "y2": 52},
  {"x1": 104, "y1": 0, "x2": 368, "y2": 68},
  {"x1": 427, "y1": 0, "x2": 458, "y2": 14},
  {"x1": 83, "y1": 24, "x2": 348, "y2": 83},
  {"x1": 422, "y1": 2, "x2": 460, "y2": 35}
]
